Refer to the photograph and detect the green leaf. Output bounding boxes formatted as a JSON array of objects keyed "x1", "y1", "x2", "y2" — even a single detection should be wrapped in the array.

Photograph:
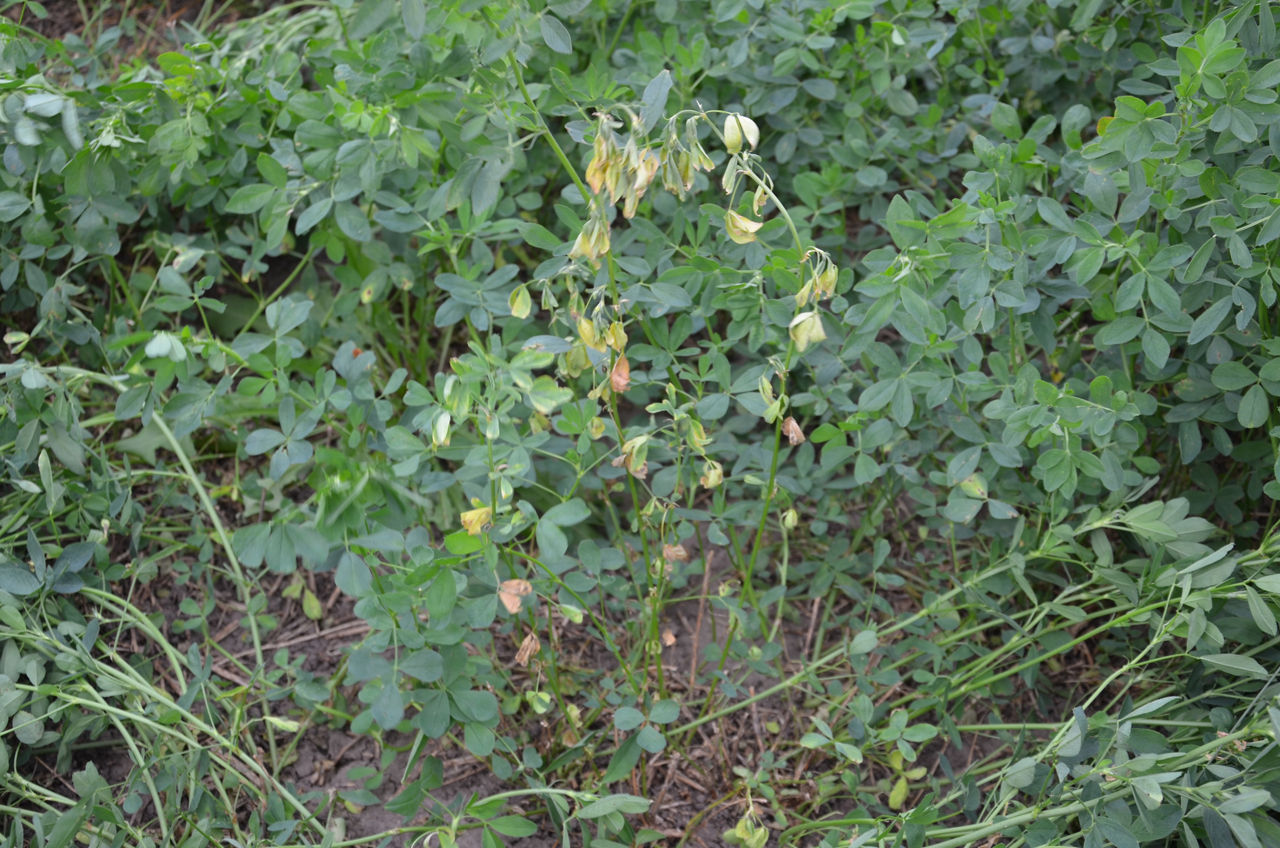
[
  {"x1": 13, "y1": 116, "x2": 39, "y2": 146},
  {"x1": 613, "y1": 706, "x2": 645, "y2": 731},
  {"x1": 265, "y1": 525, "x2": 298, "y2": 573},
  {"x1": 535, "y1": 520, "x2": 567, "y2": 559},
  {"x1": 1095, "y1": 316, "x2": 1145, "y2": 346},
  {"x1": 943, "y1": 496, "x2": 982, "y2": 523},
  {"x1": 334, "y1": 202, "x2": 372, "y2": 241},
  {"x1": 296, "y1": 196, "x2": 332, "y2": 235},
  {"x1": 0, "y1": 192, "x2": 31, "y2": 223},
  {"x1": 1189, "y1": 297, "x2": 1232, "y2": 345},
  {"x1": 61, "y1": 102, "x2": 83, "y2": 149},
  {"x1": 488, "y1": 817, "x2": 538, "y2": 838},
  {"x1": 0, "y1": 564, "x2": 40, "y2": 596},
  {"x1": 803, "y1": 77, "x2": 837, "y2": 99},
  {"x1": 601, "y1": 733, "x2": 642, "y2": 783},
  {"x1": 44, "y1": 803, "x2": 86, "y2": 848},
  {"x1": 1211, "y1": 361, "x2": 1256, "y2": 391},
  {"x1": 1201, "y1": 653, "x2": 1269, "y2": 678},
  {"x1": 13, "y1": 710, "x2": 42, "y2": 744},
  {"x1": 472, "y1": 159, "x2": 502, "y2": 213},
  {"x1": 54, "y1": 542, "x2": 94, "y2": 574},
  {"x1": 1083, "y1": 170, "x2": 1117, "y2": 217},
  {"x1": 349, "y1": 0, "x2": 395, "y2": 38},
  {"x1": 335, "y1": 553, "x2": 372, "y2": 598},
  {"x1": 1070, "y1": 246, "x2": 1105, "y2": 282},
  {"x1": 402, "y1": 0, "x2": 426, "y2": 38},
  {"x1": 1071, "y1": 0, "x2": 1105, "y2": 28},
  {"x1": 1004, "y1": 757, "x2": 1038, "y2": 789},
  {"x1": 463, "y1": 722, "x2": 495, "y2": 757},
  {"x1": 226, "y1": 184, "x2": 276, "y2": 214},
  {"x1": 370, "y1": 682, "x2": 404, "y2": 729},
  {"x1": 800, "y1": 732, "x2": 829, "y2": 748},
  {"x1": 885, "y1": 195, "x2": 924, "y2": 249},
  {"x1": 1059, "y1": 708, "x2": 1087, "y2": 757},
  {"x1": 859, "y1": 379, "x2": 897, "y2": 412},
  {"x1": 1244, "y1": 586, "x2": 1277, "y2": 636},
  {"x1": 451, "y1": 689, "x2": 499, "y2": 723},
  {"x1": 635, "y1": 725, "x2": 666, "y2": 753},
  {"x1": 1146, "y1": 276, "x2": 1182, "y2": 317},
  {"x1": 543, "y1": 498, "x2": 590, "y2": 526},
  {"x1": 1219, "y1": 788, "x2": 1272, "y2": 815},
  {"x1": 1096, "y1": 817, "x2": 1139, "y2": 848},
  {"x1": 698, "y1": 393, "x2": 731, "y2": 420},
  {"x1": 902, "y1": 723, "x2": 937, "y2": 743},
  {"x1": 849, "y1": 629, "x2": 878, "y2": 655},
  {"x1": 648, "y1": 699, "x2": 679, "y2": 724},
  {"x1": 517, "y1": 221, "x2": 561, "y2": 250},
  {"x1": 1238, "y1": 384, "x2": 1269, "y2": 428},
  {"x1": 639, "y1": 69, "x2": 673, "y2": 133},
  {"x1": 1037, "y1": 197, "x2": 1074, "y2": 231},
  {"x1": 987, "y1": 499, "x2": 1018, "y2": 519},
  {"x1": 1258, "y1": 208, "x2": 1280, "y2": 246},
  {"x1": 232, "y1": 523, "x2": 270, "y2": 568},
  {"x1": 540, "y1": 13, "x2": 572, "y2": 54},
  {"x1": 245, "y1": 428, "x2": 286, "y2": 455},
  {"x1": 578, "y1": 794, "x2": 651, "y2": 819},
  {"x1": 425, "y1": 573, "x2": 457, "y2": 620},
  {"x1": 256, "y1": 153, "x2": 288, "y2": 188},
  {"x1": 989, "y1": 102, "x2": 1021, "y2": 139},
  {"x1": 444, "y1": 531, "x2": 483, "y2": 556}
]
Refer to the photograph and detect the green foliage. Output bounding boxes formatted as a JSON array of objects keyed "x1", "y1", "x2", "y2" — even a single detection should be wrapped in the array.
[{"x1": 2, "y1": 0, "x2": 1280, "y2": 846}]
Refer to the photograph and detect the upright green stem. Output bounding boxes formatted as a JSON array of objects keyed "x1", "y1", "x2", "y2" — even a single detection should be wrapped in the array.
[
  {"x1": 730, "y1": 167, "x2": 808, "y2": 624},
  {"x1": 508, "y1": 56, "x2": 591, "y2": 203},
  {"x1": 604, "y1": 0, "x2": 636, "y2": 55}
]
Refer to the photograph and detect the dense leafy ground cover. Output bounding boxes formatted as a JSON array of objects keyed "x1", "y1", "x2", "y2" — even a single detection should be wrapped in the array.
[{"x1": 2, "y1": 0, "x2": 1280, "y2": 846}]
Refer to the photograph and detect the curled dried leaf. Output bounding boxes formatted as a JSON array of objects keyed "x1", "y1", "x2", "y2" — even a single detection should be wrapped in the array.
[
  {"x1": 662, "y1": 543, "x2": 689, "y2": 563},
  {"x1": 498, "y1": 579, "x2": 533, "y2": 614},
  {"x1": 610, "y1": 354, "x2": 631, "y2": 392},
  {"x1": 782, "y1": 417, "x2": 805, "y2": 446},
  {"x1": 515, "y1": 631, "x2": 541, "y2": 666}
]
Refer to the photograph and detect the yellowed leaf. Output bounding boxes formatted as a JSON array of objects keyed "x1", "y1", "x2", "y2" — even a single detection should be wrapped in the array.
[
  {"x1": 302, "y1": 588, "x2": 322, "y2": 621},
  {"x1": 461, "y1": 505, "x2": 492, "y2": 536}
]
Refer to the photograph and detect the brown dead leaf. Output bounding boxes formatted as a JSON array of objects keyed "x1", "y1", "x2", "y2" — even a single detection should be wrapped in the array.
[
  {"x1": 515, "y1": 631, "x2": 540, "y2": 666},
  {"x1": 610, "y1": 354, "x2": 630, "y2": 392},
  {"x1": 782, "y1": 416, "x2": 805, "y2": 445},
  {"x1": 662, "y1": 543, "x2": 689, "y2": 564},
  {"x1": 498, "y1": 579, "x2": 533, "y2": 614}
]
